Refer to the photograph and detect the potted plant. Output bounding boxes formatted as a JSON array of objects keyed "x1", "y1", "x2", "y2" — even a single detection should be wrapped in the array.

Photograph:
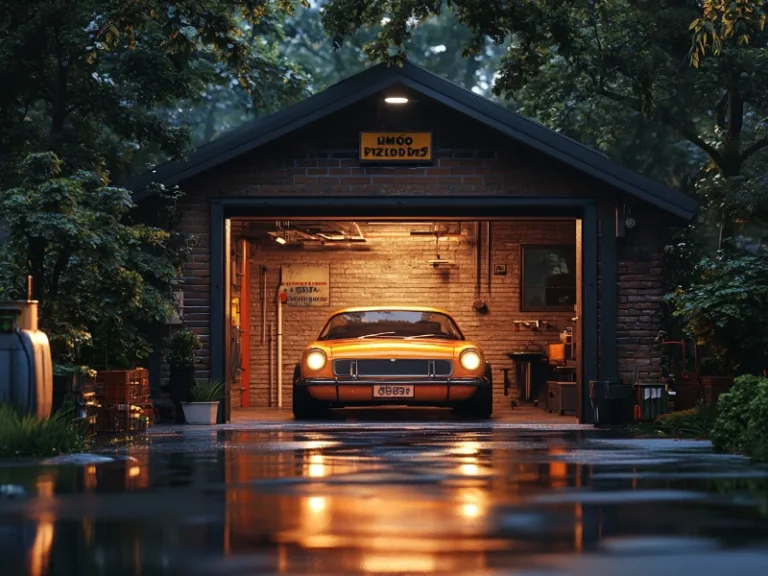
[
  {"x1": 181, "y1": 378, "x2": 224, "y2": 425},
  {"x1": 166, "y1": 329, "x2": 201, "y2": 423}
]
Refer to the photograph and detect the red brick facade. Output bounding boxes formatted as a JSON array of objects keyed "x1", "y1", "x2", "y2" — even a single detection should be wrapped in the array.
[
  {"x1": 616, "y1": 206, "x2": 665, "y2": 384},
  {"x1": 173, "y1": 94, "x2": 667, "y2": 408}
]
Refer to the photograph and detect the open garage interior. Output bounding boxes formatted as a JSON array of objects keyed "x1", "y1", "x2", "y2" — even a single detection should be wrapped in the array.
[{"x1": 226, "y1": 217, "x2": 581, "y2": 421}]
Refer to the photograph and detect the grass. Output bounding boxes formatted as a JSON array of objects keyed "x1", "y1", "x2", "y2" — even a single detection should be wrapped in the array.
[
  {"x1": 0, "y1": 402, "x2": 89, "y2": 459},
  {"x1": 626, "y1": 406, "x2": 717, "y2": 439}
]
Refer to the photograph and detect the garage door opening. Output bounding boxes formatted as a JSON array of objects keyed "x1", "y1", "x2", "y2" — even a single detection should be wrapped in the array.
[{"x1": 225, "y1": 218, "x2": 581, "y2": 423}]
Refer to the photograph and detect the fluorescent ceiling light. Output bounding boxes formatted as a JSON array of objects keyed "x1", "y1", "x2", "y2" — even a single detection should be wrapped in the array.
[
  {"x1": 384, "y1": 96, "x2": 408, "y2": 104},
  {"x1": 366, "y1": 221, "x2": 430, "y2": 225}
]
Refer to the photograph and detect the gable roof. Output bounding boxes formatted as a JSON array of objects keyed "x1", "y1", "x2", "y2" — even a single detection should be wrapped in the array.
[{"x1": 127, "y1": 61, "x2": 697, "y2": 219}]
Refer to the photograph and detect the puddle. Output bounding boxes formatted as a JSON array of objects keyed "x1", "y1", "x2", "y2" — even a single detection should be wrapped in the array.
[
  {"x1": 592, "y1": 470, "x2": 768, "y2": 480},
  {"x1": 2, "y1": 426, "x2": 768, "y2": 575},
  {"x1": 40, "y1": 453, "x2": 132, "y2": 465},
  {"x1": 586, "y1": 438, "x2": 714, "y2": 451},
  {"x1": 0, "y1": 484, "x2": 26, "y2": 499},
  {"x1": 597, "y1": 535, "x2": 720, "y2": 553},
  {"x1": 529, "y1": 489, "x2": 708, "y2": 504}
]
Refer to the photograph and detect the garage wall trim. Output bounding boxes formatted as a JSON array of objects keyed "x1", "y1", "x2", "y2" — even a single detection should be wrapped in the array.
[{"x1": 209, "y1": 196, "x2": 602, "y2": 424}]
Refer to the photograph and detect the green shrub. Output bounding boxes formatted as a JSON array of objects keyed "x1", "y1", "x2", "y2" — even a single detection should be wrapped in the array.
[
  {"x1": 189, "y1": 378, "x2": 224, "y2": 402},
  {"x1": 0, "y1": 403, "x2": 88, "y2": 458},
  {"x1": 655, "y1": 406, "x2": 717, "y2": 437},
  {"x1": 743, "y1": 382, "x2": 768, "y2": 461},
  {"x1": 166, "y1": 329, "x2": 201, "y2": 370},
  {"x1": 710, "y1": 375, "x2": 768, "y2": 460}
]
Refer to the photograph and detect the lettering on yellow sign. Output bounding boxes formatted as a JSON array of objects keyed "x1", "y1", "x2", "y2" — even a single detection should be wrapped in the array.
[{"x1": 359, "y1": 132, "x2": 432, "y2": 163}]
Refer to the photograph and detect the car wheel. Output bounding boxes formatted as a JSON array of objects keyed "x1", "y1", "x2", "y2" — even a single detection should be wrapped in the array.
[
  {"x1": 292, "y1": 364, "x2": 328, "y2": 419},
  {"x1": 455, "y1": 364, "x2": 493, "y2": 419}
]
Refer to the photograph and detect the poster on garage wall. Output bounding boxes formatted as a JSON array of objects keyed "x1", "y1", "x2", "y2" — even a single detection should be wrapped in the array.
[{"x1": 281, "y1": 264, "x2": 330, "y2": 307}]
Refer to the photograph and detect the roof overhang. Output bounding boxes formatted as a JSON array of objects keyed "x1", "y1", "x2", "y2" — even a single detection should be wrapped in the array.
[{"x1": 126, "y1": 62, "x2": 697, "y2": 220}]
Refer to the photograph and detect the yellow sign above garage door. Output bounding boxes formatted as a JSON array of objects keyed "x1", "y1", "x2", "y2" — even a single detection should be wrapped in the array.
[{"x1": 359, "y1": 132, "x2": 432, "y2": 163}]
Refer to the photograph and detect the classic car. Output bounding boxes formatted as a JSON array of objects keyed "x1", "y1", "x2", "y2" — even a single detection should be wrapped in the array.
[{"x1": 292, "y1": 306, "x2": 493, "y2": 419}]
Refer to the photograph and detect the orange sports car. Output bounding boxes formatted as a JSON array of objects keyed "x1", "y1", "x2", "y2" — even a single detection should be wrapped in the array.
[{"x1": 292, "y1": 306, "x2": 493, "y2": 419}]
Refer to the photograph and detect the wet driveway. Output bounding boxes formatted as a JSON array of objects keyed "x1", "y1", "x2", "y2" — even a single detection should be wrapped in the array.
[{"x1": 2, "y1": 411, "x2": 768, "y2": 575}]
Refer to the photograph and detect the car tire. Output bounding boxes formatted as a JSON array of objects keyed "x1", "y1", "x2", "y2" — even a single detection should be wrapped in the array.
[
  {"x1": 292, "y1": 364, "x2": 328, "y2": 419},
  {"x1": 455, "y1": 363, "x2": 493, "y2": 419}
]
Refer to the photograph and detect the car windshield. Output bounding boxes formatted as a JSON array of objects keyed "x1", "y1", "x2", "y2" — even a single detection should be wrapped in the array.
[{"x1": 318, "y1": 310, "x2": 464, "y2": 341}]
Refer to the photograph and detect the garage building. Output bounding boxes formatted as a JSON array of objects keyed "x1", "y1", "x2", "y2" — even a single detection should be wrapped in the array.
[{"x1": 128, "y1": 61, "x2": 697, "y2": 424}]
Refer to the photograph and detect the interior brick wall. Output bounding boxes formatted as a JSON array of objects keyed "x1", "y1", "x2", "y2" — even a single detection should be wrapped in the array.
[{"x1": 237, "y1": 221, "x2": 576, "y2": 408}]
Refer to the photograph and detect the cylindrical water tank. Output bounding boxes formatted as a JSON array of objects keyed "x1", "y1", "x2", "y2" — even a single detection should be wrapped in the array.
[{"x1": 0, "y1": 304, "x2": 53, "y2": 419}]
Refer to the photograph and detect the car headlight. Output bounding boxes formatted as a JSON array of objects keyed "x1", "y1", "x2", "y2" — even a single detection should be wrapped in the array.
[
  {"x1": 460, "y1": 349, "x2": 482, "y2": 371},
  {"x1": 305, "y1": 349, "x2": 327, "y2": 371}
]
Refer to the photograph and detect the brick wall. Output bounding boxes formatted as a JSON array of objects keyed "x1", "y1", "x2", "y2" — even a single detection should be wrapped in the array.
[
  {"x1": 616, "y1": 205, "x2": 666, "y2": 384},
  {"x1": 183, "y1": 94, "x2": 593, "y2": 199},
  {"x1": 177, "y1": 197, "x2": 212, "y2": 376},
  {"x1": 237, "y1": 221, "x2": 576, "y2": 407}
]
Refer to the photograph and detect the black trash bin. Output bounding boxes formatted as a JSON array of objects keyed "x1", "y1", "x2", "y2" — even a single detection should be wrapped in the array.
[{"x1": 589, "y1": 380, "x2": 635, "y2": 427}]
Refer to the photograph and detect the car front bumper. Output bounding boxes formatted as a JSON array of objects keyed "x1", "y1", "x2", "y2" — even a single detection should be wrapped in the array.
[{"x1": 296, "y1": 377, "x2": 489, "y2": 405}]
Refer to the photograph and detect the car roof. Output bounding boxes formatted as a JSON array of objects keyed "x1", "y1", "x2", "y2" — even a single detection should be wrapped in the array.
[{"x1": 330, "y1": 306, "x2": 454, "y2": 317}]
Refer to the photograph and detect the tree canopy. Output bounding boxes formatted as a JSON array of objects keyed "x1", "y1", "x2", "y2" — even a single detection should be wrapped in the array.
[
  {"x1": 322, "y1": 0, "x2": 768, "y2": 239},
  {"x1": 0, "y1": 0, "x2": 312, "y2": 373},
  {"x1": 0, "y1": 0, "x2": 309, "y2": 184},
  {"x1": 282, "y1": 3, "x2": 506, "y2": 97}
]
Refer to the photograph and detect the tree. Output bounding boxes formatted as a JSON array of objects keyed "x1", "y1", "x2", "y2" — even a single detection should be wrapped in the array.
[
  {"x1": 690, "y1": 0, "x2": 767, "y2": 66},
  {"x1": 0, "y1": 1, "x2": 311, "y2": 373},
  {"x1": 0, "y1": 153, "x2": 194, "y2": 373},
  {"x1": 157, "y1": 13, "x2": 312, "y2": 145},
  {"x1": 282, "y1": 2, "x2": 507, "y2": 97},
  {"x1": 320, "y1": 0, "x2": 768, "y2": 240},
  {"x1": 666, "y1": 245, "x2": 768, "y2": 376},
  {"x1": 0, "y1": 0, "x2": 310, "y2": 184}
]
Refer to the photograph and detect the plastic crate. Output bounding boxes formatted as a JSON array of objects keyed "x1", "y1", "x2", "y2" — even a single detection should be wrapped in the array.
[
  {"x1": 136, "y1": 402, "x2": 155, "y2": 427},
  {"x1": 97, "y1": 368, "x2": 150, "y2": 405},
  {"x1": 95, "y1": 405, "x2": 149, "y2": 433}
]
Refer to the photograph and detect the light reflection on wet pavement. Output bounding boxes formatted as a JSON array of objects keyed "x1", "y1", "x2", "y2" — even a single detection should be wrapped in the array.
[{"x1": 2, "y1": 416, "x2": 768, "y2": 575}]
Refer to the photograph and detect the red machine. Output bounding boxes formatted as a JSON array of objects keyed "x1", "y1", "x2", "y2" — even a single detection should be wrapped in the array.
[{"x1": 660, "y1": 336, "x2": 704, "y2": 409}]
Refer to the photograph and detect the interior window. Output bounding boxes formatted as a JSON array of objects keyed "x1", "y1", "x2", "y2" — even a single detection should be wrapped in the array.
[{"x1": 521, "y1": 245, "x2": 577, "y2": 311}]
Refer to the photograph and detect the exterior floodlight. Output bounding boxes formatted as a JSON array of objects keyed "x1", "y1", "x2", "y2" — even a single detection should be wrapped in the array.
[{"x1": 384, "y1": 97, "x2": 409, "y2": 104}]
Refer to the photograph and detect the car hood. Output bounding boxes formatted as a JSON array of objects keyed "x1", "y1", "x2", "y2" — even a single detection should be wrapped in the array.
[{"x1": 324, "y1": 339, "x2": 468, "y2": 359}]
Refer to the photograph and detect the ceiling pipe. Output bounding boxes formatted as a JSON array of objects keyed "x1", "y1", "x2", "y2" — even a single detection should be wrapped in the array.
[
  {"x1": 475, "y1": 222, "x2": 481, "y2": 291},
  {"x1": 276, "y1": 281, "x2": 285, "y2": 408},
  {"x1": 472, "y1": 222, "x2": 487, "y2": 312},
  {"x1": 261, "y1": 265, "x2": 267, "y2": 344}
]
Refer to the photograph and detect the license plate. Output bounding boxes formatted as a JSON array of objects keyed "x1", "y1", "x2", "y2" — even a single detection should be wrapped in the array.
[{"x1": 373, "y1": 385, "x2": 414, "y2": 398}]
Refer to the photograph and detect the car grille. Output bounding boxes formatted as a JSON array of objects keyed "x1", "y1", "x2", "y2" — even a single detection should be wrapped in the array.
[{"x1": 333, "y1": 359, "x2": 453, "y2": 377}]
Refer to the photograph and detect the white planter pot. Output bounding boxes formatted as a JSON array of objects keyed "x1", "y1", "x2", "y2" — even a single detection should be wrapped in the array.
[{"x1": 181, "y1": 401, "x2": 219, "y2": 425}]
